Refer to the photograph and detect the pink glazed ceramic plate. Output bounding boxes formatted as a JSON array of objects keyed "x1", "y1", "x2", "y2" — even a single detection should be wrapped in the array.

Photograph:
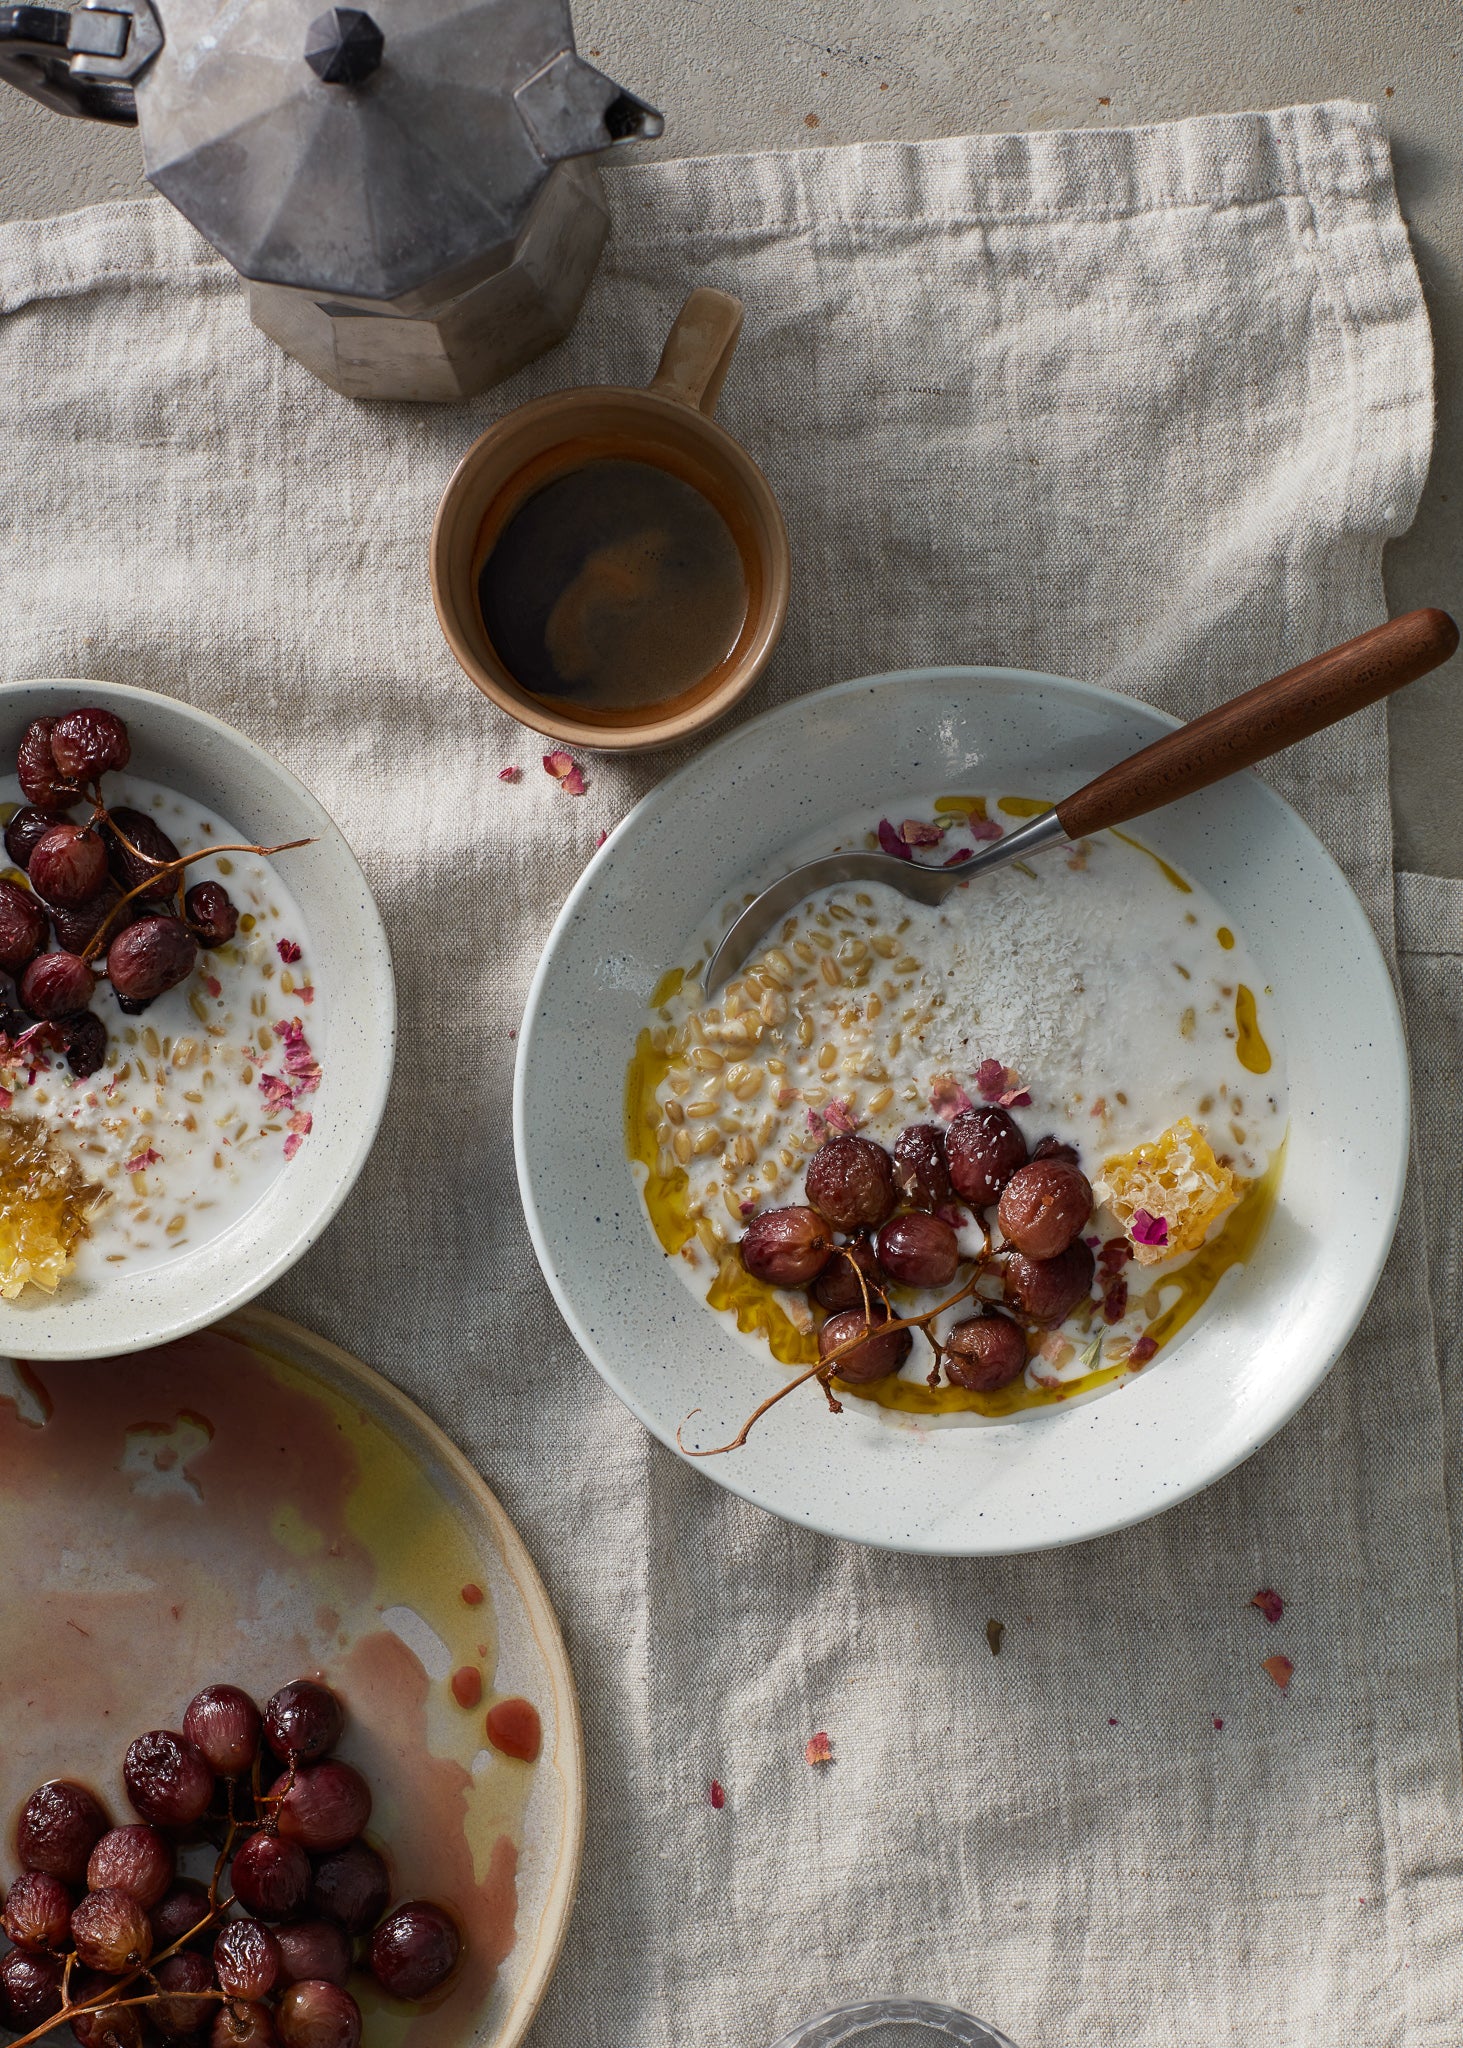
[{"x1": 0, "y1": 1309, "x2": 583, "y2": 2048}]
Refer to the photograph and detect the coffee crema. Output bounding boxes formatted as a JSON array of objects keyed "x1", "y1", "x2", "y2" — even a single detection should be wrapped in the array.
[{"x1": 476, "y1": 457, "x2": 749, "y2": 711}]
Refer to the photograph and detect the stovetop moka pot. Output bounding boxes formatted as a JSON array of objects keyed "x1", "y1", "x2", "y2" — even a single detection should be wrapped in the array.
[{"x1": 0, "y1": 0, "x2": 663, "y2": 399}]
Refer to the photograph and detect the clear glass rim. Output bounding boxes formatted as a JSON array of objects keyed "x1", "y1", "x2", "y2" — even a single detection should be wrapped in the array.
[{"x1": 767, "y1": 1998, "x2": 1019, "y2": 2048}]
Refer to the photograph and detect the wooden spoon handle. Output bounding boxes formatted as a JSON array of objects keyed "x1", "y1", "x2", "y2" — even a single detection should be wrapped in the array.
[{"x1": 1055, "y1": 608, "x2": 1459, "y2": 842}]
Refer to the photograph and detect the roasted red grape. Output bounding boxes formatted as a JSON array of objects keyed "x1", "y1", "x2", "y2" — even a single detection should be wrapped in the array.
[
  {"x1": 17, "y1": 718, "x2": 83, "y2": 810},
  {"x1": 107, "y1": 918, "x2": 199, "y2": 1006},
  {"x1": 369, "y1": 1901, "x2": 463, "y2": 2001},
  {"x1": 874, "y1": 1211, "x2": 960, "y2": 1288},
  {"x1": 49, "y1": 883, "x2": 129, "y2": 955},
  {"x1": 87, "y1": 1823, "x2": 176, "y2": 1909},
  {"x1": 102, "y1": 808, "x2": 181, "y2": 903},
  {"x1": 211, "y1": 2001, "x2": 279, "y2": 2048},
  {"x1": 817, "y1": 1306, "x2": 912, "y2": 1385},
  {"x1": 1031, "y1": 1134, "x2": 1081, "y2": 1166},
  {"x1": 892, "y1": 1123, "x2": 954, "y2": 1210},
  {"x1": 29, "y1": 823, "x2": 110, "y2": 908},
  {"x1": 185, "y1": 882, "x2": 239, "y2": 949},
  {"x1": 229, "y1": 1834, "x2": 311, "y2": 1922},
  {"x1": 738, "y1": 1206, "x2": 832, "y2": 1286},
  {"x1": 804, "y1": 1135, "x2": 898, "y2": 1232},
  {"x1": 276, "y1": 1981, "x2": 361, "y2": 2048},
  {"x1": 273, "y1": 1920, "x2": 351, "y2": 1990},
  {"x1": 0, "y1": 1944, "x2": 66, "y2": 2026},
  {"x1": 213, "y1": 1920, "x2": 281, "y2": 2001},
  {"x1": 72, "y1": 1995, "x2": 146, "y2": 2048},
  {"x1": 71, "y1": 1887, "x2": 153, "y2": 1973},
  {"x1": 151, "y1": 1951, "x2": 218, "y2": 2038},
  {"x1": 20, "y1": 950, "x2": 96, "y2": 1021},
  {"x1": 306, "y1": 1842, "x2": 389, "y2": 1935},
  {"x1": 184, "y1": 1685, "x2": 262, "y2": 1776},
  {"x1": 123, "y1": 1731, "x2": 214, "y2": 1828},
  {"x1": 263, "y1": 1683, "x2": 343, "y2": 1764},
  {"x1": 0, "y1": 877, "x2": 49, "y2": 974},
  {"x1": 945, "y1": 1105, "x2": 1028, "y2": 1207},
  {"x1": 1002, "y1": 1238, "x2": 1096, "y2": 1325},
  {"x1": 3, "y1": 1868, "x2": 73, "y2": 1950},
  {"x1": 151, "y1": 1879, "x2": 213, "y2": 1952},
  {"x1": 275, "y1": 1763, "x2": 371, "y2": 1855},
  {"x1": 943, "y1": 1312, "x2": 1028, "y2": 1392},
  {"x1": 996, "y1": 1158, "x2": 1093, "y2": 1259},
  {"x1": 50, "y1": 708, "x2": 131, "y2": 783},
  {"x1": 810, "y1": 1235, "x2": 885, "y2": 1311},
  {"x1": 4, "y1": 804, "x2": 64, "y2": 870},
  {"x1": 16, "y1": 1779, "x2": 110, "y2": 1885},
  {"x1": 58, "y1": 1008, "x2": 109, "y2": 1079}
]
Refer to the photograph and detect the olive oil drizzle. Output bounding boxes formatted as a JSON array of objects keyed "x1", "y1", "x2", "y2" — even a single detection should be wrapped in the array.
[{"x1": 1234, "y1": 984, "x2": 1272, "y2": 1074}]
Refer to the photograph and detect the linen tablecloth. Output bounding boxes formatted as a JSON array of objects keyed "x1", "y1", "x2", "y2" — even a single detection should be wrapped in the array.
[{"x1": 1, "y1": 98, "x2": 1459, "y2": 2046}]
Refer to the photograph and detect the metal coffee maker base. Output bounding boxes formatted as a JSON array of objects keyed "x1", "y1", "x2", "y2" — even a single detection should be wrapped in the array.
[{"x1": 247, "y1": 160, "x2": 610, "y2": 403}]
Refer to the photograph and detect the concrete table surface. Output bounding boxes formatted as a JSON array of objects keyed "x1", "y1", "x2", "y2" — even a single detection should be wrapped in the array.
[{"x1": 1, "y1": 0, "x2": 1458, "y2": 875}]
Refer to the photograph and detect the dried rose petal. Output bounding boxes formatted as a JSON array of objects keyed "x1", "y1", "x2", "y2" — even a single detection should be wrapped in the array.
[
  {"x1": 804, "y1": 1732, "x2": 833, "y2": 1767},
  {"x1": 498, "y1": 766, "x2": 520, "y2": 783},
  {"x1": 595, "y1": 828, "x2": 608, "y2": 848},
  {"x1": 805, "y1": 1107, "x2": 824, "y2": 1138},
  {"x1": 970, "y1": 816, "x2": 1003, "y2": 842},
  {"x1": 975, "y1": 1058, "x2": 1007, "y2": 1100},
  {"x1": 1213, "y1": 1717, "x2": 1224, "y2": 1730},
  {"x1": 543, "y1": 751, "x2": 573, "y2": 780},
  {"x1": 930, "y1": 1074, "x2": 974, "y2": 1120},
  {"x1": 943, "y1": 846, "x2": 973, "y2": 865},
  {"x1": 876, "y1": 818, "x2": 913, "y2": 862},
  {"x1": 823, "y1": 1098, "x2": 858, "y2": 1135},
  {"x1": 1131, "y1": 1209, "x2": 1169, "y2": 1247},
  {"x1": 708, "y1": 1781, "x2": 725, "y2": 1810},
  {"x1": 276, "y1": 939, "x2": 302, "y2": 964},
  {"x1": 126, "y1": 1146, "x2": 161, "y2": 1173},
  {"x1": 899, "y1": 819, "x2": 943, "y2": 846},
  {"x1": 562, "y1": 765, "x2": 588, "y2": 796},
  {"x1": 1262, "y1": 1653, "x2": 1294, "y2": 1691},
  {"x1": 1101, "y1": 1279, "x2": 1128, "y2": 1324},
  {"x1": 1251, "y1": 1588, "x2": 1284, "y2": 1625}
]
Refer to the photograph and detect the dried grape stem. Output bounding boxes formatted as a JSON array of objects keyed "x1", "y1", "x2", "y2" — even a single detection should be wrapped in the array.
[
  {"x1": 79, "y1": 833, "x2": 314, "y2": 963},
  {"x1": 3, "y1": 1864, "x2": 240, "y2": 2048},
  {"x1": 3, "y1": 1910, "x2": 228, "y2": 2048},
  {"x1": 680, "y1": 1262, "x2": 986, "y2": 1457}
]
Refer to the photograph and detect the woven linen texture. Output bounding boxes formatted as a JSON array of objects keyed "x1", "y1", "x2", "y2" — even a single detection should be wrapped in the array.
[{"x1": 0, "y1": 98, "x2": 1456, "y2": 2047}]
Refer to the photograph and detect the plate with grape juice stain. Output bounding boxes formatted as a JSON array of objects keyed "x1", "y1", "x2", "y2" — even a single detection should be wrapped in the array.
[{"x1": 0, "y1": 1308, "x2": 584, "y2": 2048}]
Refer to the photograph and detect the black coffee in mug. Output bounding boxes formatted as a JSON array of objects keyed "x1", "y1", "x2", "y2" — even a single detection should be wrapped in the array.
[{"x1": 476, "y1": 456, "x2": 749, "y2": 712}]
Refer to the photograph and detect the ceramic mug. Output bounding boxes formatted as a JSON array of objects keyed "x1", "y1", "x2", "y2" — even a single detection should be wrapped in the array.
[{"x1": 429, "y1": 289, "x2": 790, "y2": 752}]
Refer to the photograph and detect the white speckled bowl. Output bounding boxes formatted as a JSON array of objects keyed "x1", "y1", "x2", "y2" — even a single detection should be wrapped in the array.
[
  {"x1": 516, "y1": 668, "x2": 1409, "y2": 1554},
  {"x1": 1, "y1": 680, "x2": 394, "y2": 1359}
]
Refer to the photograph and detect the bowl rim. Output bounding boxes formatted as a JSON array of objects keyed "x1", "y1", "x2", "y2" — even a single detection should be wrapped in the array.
[
  {"x1": 514, "y1": 663, "x2": 1411, "y2": 1553},
  {"x1": 228, "y1": 1306, "x2": 587, "y2": 2048},
  {"x1": 0, "y1": 677, "x2": 396, "y2": 1359},
  {"x1": 428, "y1": 382, "x2": 791, "y2": 753}
]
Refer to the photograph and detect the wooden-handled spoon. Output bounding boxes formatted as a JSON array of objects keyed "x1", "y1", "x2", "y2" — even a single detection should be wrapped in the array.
[{"x1": 703, "y1": 607, "x2": 1459, "y2": 994}]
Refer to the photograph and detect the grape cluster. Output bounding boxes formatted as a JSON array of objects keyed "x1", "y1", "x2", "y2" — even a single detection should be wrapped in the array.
[
  {"x1": 740, "y1": 1109, "x2": 1096, "y2": 1395},
  {"x1": 1, "y1": 1680, "x2": 463, "y2": 2048},
  {"x1": 3, "y1": 709, "x2": 240, "y2": 1078}
]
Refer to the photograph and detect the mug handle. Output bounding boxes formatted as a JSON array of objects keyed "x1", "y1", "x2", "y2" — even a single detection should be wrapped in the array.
[{"x1": 649, "y1": 289, "x2": 745, "y2": 416}]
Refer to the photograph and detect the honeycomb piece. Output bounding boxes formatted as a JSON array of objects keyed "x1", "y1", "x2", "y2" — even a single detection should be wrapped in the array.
[
  {"x1": 1096, "y1": 1116, "x2": 1238, "y2": 1266},
  {"x1": 0, "y1": 1115, "x2": 101, "y2": 1298}
]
